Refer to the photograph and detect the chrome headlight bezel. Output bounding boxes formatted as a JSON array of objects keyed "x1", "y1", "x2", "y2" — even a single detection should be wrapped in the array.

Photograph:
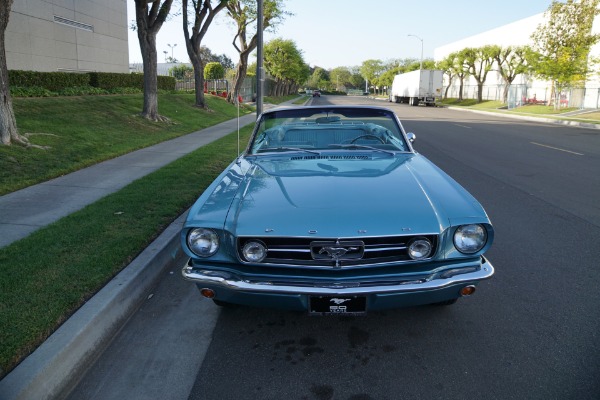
[
  {"x1": 241, "y1": 240, "x2": 268, "y2": 263},
  {"x1": 187, "y1": 228, "x2": 219, "y2": 257},
  {"x1": 407, "y1": 237, "x2": 433, "y2": 260},
  {"x1": 453, "y1": 224, "x2": 488, "y2": 254}
]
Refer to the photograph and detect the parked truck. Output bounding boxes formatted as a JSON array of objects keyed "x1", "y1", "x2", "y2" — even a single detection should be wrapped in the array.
[{"x1": 388, "y1": 69, "x2": 443, "y2": 106}]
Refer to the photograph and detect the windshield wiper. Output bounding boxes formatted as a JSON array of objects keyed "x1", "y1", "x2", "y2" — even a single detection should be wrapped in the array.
[
  {"x1": 268, "y1": 147, "x2": 321, "y2": 155},
  {"x1": 329, "y1": 144, "x2": 395, "y2": 156}
]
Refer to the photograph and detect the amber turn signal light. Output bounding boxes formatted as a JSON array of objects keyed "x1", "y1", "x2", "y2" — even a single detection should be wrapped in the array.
[
  {"x1": 200, "y1": 288, "x2": 216, "y2": 298},
  {"x1": 460, "y1": 285, "x2": 476, "y2": 296}
]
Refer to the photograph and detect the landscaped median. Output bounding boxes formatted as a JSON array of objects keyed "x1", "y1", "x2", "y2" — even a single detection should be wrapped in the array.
[{"x1": 0, "y1": 93, "x2": 258, "y2": 379}]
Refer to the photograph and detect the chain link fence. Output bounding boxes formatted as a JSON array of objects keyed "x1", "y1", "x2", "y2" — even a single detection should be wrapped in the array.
[
  {"x1": 445, "y1": 83, "x2": 593, "y2": 109},
  {"x1": 506, "y1": 85, "x2": 587, "y2": 109}
]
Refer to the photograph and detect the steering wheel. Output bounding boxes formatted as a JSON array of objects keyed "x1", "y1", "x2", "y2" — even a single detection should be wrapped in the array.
[{"x1": 350, "y1": 134, "x2": 385, "y2": 144}]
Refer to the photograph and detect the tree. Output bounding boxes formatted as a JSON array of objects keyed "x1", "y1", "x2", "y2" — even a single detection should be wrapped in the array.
[
  {"x1": 445, "y1": 51, "x2": 469, "y2": 101},
  {"x1": 264, "y1": 38, "x2": 308, "y2": 96},
  {"x1": 347, "y1": 66, "x2": 365, "y2": 90},
  {"x1": 204, "y1": 61, "x2": 225, "y2": 80},
  {"x1": 436, "y1": 56, "x2": 454, "y2": 100},
  {"x1": 134, "y1": 0, "x2": 174, "y2": 121},
  {"x1": 494, "y1": 46, "x2": 529, "y2": 103},
  {"x1": 462, "y1": 45, "x2": 498, "y2": 103},
  {"x1": 378, "y1": 66, "x2": 403, "y2": 91},
  {"x1": 182, "y1": 0, "x2": 229, "y2": 109},
  {"x1": 197, "y1": 46, "x2": 234, "y2": 70},
  {"x1": 215, "y1": 53, "x2": 234, "y2": 70},
  {"x1": 307, "y1": 67, "x2": 329, "y2": 89},
  {"x1": 330, "y1": 67, "x2": 351, "y2": 91},
  {"x1": 226, "y1": 0, "x2": 289, "y2": 103},
  {"x1": 0, "y1": 0, "x2": 27, "y2": 146},
  {"x1": 529, "y1": 0, "x2": 600, "y2": 109},
  {"x1": 359, "y1": 59, "x2": 384, "y2": 92}
]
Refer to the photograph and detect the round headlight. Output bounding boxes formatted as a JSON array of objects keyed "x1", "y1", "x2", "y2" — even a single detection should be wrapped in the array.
[
  {"x1": 454, "y1": 224, "x2": 487, "y2": 254},
  {"x1": 187, "y1": 228, "x2": 219, "y2": 257},
  {"x1": 242, "y1": 240, "x2": 267, "y2": 263},
  {"x1": 408, "y1": 238, "x2": 433, "y2": 260}
]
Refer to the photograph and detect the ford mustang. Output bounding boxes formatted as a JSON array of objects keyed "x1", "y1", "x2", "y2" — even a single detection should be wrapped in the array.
[{"x1": 181, "y1": 105, "x2": 494, "y2": 315}]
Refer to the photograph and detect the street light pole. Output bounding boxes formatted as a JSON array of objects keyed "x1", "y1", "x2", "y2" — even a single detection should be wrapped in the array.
[
  {"x1": 408, "y1": 34, "x2": 423, "y2": 70},
  {"x1": 167, "y1": 43, "x2": 177, "y2": 61}
]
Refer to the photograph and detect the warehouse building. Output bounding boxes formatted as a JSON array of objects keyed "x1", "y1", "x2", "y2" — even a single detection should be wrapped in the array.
[
  {"x1": 6, "y1": 0, "x2": 128, "y2": 73},
  {"x1": 434, "y1": 11, "x2": 600, "y2": 109}
]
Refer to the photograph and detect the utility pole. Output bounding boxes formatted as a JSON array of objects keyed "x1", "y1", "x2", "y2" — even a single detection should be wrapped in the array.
[{"x1": 256, "y1": 0, "x2": 264, "y2": 118}]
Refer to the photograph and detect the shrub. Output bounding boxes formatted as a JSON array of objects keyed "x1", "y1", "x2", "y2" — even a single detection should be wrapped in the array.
[
  {"x1": 169, "y1": 64, "x2": 194, "y2": 80},
  {"x1": 108, "y1": 87, "x2": 143, "y2": 95},
  {"x1": 10, "y1": 86, "x2": 56, "y2": 97}
]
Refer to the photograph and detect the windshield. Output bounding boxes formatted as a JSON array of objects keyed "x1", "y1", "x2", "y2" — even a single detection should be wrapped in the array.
[{"x1": 248, "y1": 107, "x2": 410, "y2": 155}]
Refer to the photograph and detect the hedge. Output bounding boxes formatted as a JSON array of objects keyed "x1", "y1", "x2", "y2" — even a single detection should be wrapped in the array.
[
  {"x1": 8, "y1": 70, "x2": 89, "y2": 91},
  {"x1": 8, "y1": 70, "x2": 176, "y2": 92}
]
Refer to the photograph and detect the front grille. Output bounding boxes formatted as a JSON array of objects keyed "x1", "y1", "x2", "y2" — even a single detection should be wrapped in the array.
[
  {"x1": 290, "y1": 155, "x2": 370, "y2": 160},
  {"x1": 237, "y1": 235, "x2": 438, "y2": 268}
]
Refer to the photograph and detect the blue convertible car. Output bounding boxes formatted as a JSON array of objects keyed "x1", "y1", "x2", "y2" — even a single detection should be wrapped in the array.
[{"x1": 181, "y1": 106, "x2": 494, "y2": 315}]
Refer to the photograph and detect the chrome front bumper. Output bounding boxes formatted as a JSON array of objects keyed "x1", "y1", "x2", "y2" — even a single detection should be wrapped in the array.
[{"x1": 181, "y1": 257, "x2": 494, "y2": 296}]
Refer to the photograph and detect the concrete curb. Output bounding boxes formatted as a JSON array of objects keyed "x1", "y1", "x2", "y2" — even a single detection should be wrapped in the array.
[{"x1": 0, "y1": 213, "x2": 188, "y2": 400}]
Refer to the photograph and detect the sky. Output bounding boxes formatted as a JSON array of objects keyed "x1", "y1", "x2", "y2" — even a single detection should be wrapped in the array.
[{"x1": 127, "y1": 0, "x2": 552, "y2": 69}]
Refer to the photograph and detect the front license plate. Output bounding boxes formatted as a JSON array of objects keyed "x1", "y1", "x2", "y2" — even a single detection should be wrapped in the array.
[{"x1": 309, "y1": 296, "x2": 367, "y2": 316}]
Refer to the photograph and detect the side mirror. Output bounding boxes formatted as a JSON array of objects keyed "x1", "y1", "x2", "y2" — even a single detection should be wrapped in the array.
[{"x1": 406, "y1": 132, "x2": 416, "y2": 143}]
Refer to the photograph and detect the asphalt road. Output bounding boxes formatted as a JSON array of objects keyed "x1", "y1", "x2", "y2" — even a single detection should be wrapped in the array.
[{"x1": 68, "y1": 96, "x2": 600, "y2": 400}]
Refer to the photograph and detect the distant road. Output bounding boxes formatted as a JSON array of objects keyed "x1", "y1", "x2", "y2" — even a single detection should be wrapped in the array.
[{"x1": 69, "y1": 95, "x2": 600, "y2": 400}]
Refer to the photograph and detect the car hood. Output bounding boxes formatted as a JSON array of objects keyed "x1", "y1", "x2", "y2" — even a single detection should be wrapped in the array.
[{"x1": 216, "y1": 154, "x2": 486, "y2": 238}]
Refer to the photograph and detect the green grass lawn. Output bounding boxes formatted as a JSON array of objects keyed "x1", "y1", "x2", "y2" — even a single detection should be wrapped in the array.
[
  {"x1": 1, "y1": 93, "x2": 253, "y2": 195},
  {"x1": 510, "y1": 104, "x2": 579, "y2": 114},
  {"x1": 438, "y1": 99, "x2": 504, "y2": 108},
  {"x1": 438, "y1": 98, "x2": 600, "y2": 123},
  {"x1": 0, "y1": 93, "x2": 261, "y2": 378},
  {"x1": 264, "y1": 94, "x2": 302, "y2": 104}
]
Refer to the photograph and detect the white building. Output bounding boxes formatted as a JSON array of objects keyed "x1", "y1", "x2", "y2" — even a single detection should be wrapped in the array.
[
  {"x1": 6, "y1": 0, "x2": 129, "y2": 73},
  {"x1": 434, "y1": 11, "x2": 600, "y2": 109}
]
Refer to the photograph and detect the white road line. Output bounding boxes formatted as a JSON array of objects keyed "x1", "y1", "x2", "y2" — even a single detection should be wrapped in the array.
[
  {"x1": 531, "y1": 142, "x2": 584, "y2": 156},
  {"x1": 454, "y1": 124, "x2": 472, "y2": 129}
]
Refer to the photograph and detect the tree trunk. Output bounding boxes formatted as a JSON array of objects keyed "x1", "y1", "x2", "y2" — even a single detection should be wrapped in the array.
[
  {"x1": 189, "y1": 52, "x2": 206, "y2": 108},
  {"x1": 182, "y1": 0, "x2": 228, "y2": 109},
  {"x1": 138, "y1": 28, "x2": 161, "y2": 120},
  {"x1": 0, "y1": 0, "x2": 27, "y2": 146},
  {"x1": 444, "y1": 75, "x2": 453, "y2": 99},
  {"x1": 458, "y1": 76, "x2": 464, "y2": 101},
  {"x1": 502, "y1": 80, "x2": 512, "y2": 104},
  {"x1": 134, "y1": 0, "x2": 173, "y2": 122},
  {"x1": 228, "y1": 51, "x2": 250, "y2": 104},
  {"x1": 477, "y1": 82, "x2": 484, "y2": 103}
]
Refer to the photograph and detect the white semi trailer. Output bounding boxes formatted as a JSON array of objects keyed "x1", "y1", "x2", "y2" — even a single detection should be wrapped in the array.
[{"x1": 388, "y1": 69, "x2": 443, "y2": 106}]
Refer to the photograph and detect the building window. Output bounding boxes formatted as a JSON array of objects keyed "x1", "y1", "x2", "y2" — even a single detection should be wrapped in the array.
[{"x1": 53, "y1": 16, "x2": 94, "y2": 32}]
